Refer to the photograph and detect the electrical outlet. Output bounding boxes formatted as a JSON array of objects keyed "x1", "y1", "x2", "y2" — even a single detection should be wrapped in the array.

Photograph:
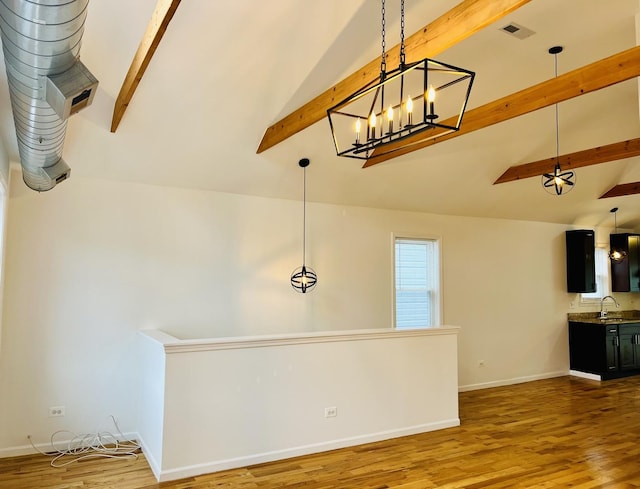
[
  {"x1": 324, "y1": 406, "x2": 337, "y2": 418},
  {"x1": 48, "y1": 406, "x2": 65, "y2": 417}
]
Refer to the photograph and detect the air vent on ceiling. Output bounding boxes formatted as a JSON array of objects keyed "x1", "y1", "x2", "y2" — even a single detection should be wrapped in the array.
[{"x1": 500, "y1": 22, "x2": 535, "y2": 40}]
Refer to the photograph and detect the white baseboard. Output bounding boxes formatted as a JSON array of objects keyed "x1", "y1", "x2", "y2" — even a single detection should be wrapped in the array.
[
  {"x1": 458, "y1": 370, "x2": 568, "y2": 392},
  {"x1": 143, "y1": 419, "x2": 459, "y2": 483},
  {"x1": 136, "y1": 434, "x2": 161, "y2": 480},
  {"x1": 569, "y1": 369, "x2": 602, "y2": 381},
  {"x1": 0, "y1": 431, "x2": 139, "y2": 459}
]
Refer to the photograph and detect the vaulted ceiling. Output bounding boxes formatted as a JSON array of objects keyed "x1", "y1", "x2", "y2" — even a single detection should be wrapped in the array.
[{"x1": 0, "y1": 0, "x2": 639, "y2": 229}]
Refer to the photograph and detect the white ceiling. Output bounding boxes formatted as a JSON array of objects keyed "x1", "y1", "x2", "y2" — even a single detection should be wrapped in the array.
[{"x1": 1, "y1": 0, "x2": 639, "y2": 228}]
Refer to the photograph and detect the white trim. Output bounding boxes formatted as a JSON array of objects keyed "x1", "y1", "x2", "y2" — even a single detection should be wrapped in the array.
[
  {"x1": 458, "y1": 370, "x2": 567, "y2": 392},
  {"x1": 569, "y1": 369, "x2": 602, "y2": 381},
  {"x1": 137, "y1": 433, "x2": 162, "y2": 480},
  {"x1": 140, "y1": 326, "x2": 460, "y2": 354},
  {"x1": 148, "y1": 419, "x2": 460, "y2": 482}
]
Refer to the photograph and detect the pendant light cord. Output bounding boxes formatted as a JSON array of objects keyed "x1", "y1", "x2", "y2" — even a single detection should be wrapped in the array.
[
  {"x1": 554, "y1": 52, "x2": 559, "y2": 161},
  {"x1": 302, "y1": 165, "x2": 307, "y2": 266}
]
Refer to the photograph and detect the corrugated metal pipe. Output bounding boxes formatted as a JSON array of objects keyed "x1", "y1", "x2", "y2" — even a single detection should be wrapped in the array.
[{"x1": 0, "y1": 0, "x2": 98, "y2": 191}]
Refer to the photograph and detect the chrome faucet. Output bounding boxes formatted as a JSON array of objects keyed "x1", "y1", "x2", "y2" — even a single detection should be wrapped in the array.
[{"x1": 600, "y1": 295, "x2": 620, "y2": 319}]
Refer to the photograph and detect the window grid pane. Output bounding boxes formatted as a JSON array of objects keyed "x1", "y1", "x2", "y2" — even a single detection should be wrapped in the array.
[{"x1": 395, "y1": 238, "x2": 439, "y2": 328}]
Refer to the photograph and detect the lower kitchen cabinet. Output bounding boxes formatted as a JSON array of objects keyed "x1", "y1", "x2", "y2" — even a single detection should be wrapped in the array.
[
  {"x1": 569, "y1": 321, "x2": 640, "y2": 380},
  {"x1": 619, "y1": 324, "x2": 640, "y2": 370}
]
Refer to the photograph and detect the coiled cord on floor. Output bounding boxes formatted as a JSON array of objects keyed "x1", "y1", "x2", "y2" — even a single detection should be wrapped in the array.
[{"x1": 28, "y1": 415, "x2": 141, "y2": 467}]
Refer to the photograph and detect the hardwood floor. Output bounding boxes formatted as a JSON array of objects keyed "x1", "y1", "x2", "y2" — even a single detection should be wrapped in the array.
[{"x1": 2, "y1": 375, "x2": 640, "y2": 488}]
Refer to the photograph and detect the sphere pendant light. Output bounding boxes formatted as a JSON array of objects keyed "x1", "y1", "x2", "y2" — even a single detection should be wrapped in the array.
[{"x1": 290, "y1": 158, "x2": 317, "y2": 293}]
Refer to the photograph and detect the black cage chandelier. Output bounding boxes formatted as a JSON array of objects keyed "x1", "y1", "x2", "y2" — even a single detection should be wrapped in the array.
[{"x1": 327, "y1": 0, "x2": 475, "y2": 160}]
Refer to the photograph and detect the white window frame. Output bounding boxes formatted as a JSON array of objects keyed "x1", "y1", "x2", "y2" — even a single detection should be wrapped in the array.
[
  {"x1": 392, "y1": 234, "x2": 443, "y2": 329},
  {"x1": 580, "y1": 244, "x2": 610, "y2": 303}
]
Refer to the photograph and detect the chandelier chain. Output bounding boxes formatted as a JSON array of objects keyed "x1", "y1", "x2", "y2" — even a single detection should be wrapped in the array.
[
  {"x1": 399, "y1": 0, "x2": 405, "y2": 67},
  {"x1": 380, "y1": 0, "x2": 386, "y2": 75}
]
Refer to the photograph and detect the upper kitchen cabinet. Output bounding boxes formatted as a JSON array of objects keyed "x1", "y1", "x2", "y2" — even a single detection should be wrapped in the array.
[
  {"x1": 566, "y1": 230, "x2": 596, "y2": 293},
  {"x1": 610, "y1": 233, "x2": 640, "y2": 292}
]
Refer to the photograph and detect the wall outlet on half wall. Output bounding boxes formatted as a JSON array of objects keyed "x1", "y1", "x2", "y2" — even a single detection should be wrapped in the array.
[
  {"x1": 324, "y1": 406, "x2": 337, "y2": 418},
  {"x1": 48, "y1": 406, "x2": 65, "y2": 417}
]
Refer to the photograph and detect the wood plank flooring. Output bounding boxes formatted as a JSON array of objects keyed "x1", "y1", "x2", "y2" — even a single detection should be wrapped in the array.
[{"x1": 1, "y1": 375, "x2": 640, "y2": 488}]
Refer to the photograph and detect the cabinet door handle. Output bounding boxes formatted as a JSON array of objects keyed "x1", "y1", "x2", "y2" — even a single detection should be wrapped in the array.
[{"x1": 616, "y1": 336, "x2": 620, "y2": 347}]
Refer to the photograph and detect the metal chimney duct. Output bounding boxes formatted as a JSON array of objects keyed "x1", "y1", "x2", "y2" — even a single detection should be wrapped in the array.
[{"x1": 0, "y1": 0, "x2": 98, "y2": 191}]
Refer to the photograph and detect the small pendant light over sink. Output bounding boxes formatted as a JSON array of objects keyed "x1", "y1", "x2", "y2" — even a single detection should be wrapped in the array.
[
  {"x1": 290, "y1": 158, "x2": 317, "y2": 293},
  {"x1": 609, "y1": 207, "x2": 628, "y2": 263}
]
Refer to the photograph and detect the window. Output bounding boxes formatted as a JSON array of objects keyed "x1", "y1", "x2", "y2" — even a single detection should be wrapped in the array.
[
  {"x1": 581, "y1": 245, "x2": 610, "y2": 302},
  {"x1": 394, "y1": 237, "x2": 441, "y2": 328}
]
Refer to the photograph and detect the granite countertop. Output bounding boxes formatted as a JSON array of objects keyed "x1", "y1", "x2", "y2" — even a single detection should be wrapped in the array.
[{"x1": 568, "y1": 310, "x2": 640, "y2": 325}]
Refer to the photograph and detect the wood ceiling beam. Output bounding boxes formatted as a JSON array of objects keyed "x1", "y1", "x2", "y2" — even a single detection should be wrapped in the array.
[
  {"x1": 110, "y1": 0, "x2": 182, "y2": 133},
  {"x1": 256, "y1": 0, "x2": 532, "y2": 154},
  {"x1": 600, "y1": 182, "x2": 640, "y2": 199},
  {"x1": 494, "y1": 138, "x2": 640, "y2": 184},
  {"x1": 364, "y1": 45, "x2": 640, "y2": 167}
]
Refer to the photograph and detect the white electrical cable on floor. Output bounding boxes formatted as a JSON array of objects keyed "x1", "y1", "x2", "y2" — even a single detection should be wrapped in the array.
[{"x1": 28, "y1": 415, "x2": 141, "y2": 467}]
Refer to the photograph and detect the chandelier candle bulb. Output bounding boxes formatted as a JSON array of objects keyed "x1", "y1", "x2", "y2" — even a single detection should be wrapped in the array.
[
  {"x1": 387, "y1": 106, "x2": 393, "y2": 134},
  {"x1": 406, "y1": 96, "x2": 413, "y2": 126},
  {"x1": 355, "y1": 118, "x2": 361, "y2": 144},
  {"x1": 369, "y1": 112, "x2": 376, "y2": 140},
  {"x1": 427, "y1": 85, "x2": 436, "y2": 117}
]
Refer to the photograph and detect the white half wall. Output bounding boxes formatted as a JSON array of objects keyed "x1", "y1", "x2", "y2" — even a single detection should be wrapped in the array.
[
  {"x1": 0, "y1": 170, "x2": 598, "y2": 456},
  {"x1": 139, "y1": 327, "x2": 460, "y2": 482}
]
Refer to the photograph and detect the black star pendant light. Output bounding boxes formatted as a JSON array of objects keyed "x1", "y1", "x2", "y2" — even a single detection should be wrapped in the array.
[
  {"x1": 541, "y1": 46, "x2": 576, "y2": 195},
  {"x1": 290, "y1": 158, "x2": 317, "y2": 293}
]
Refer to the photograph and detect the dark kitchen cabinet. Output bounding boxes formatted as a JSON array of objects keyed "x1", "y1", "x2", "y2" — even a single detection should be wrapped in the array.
[
  {"x1": 610, "y1": 233, "x2": 640, "y2": 292},
  {"x1": 565, "y1": 230, "x2": 596, "y2": 293},
  {"x1": 568, "y1": 321, "x2": 618, "y2": 376},
  {"x1": 604, "y1": 326, "x2": 620, "y2": 372},
  {"x1": 569, "y1": 321, "x2": 640, "y2": 379},
  {"x1": 619, "y1": 324, "x2": 640, "y2": 370}
]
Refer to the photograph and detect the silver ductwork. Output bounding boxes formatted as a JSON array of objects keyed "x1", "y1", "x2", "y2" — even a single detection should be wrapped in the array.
[{"x1": 0, "y1": 0, "x2": 98, "y2": 191}]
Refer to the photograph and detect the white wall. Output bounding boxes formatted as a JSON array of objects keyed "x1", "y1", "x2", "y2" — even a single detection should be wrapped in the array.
[
  {"x1": 0, "y1": 140, "x2": 7, "y2": 354},
  {"x1": 0, "y1": 138, "x2": 9, "y2": 185},
  {"x1": 0, "y1": 169, "x2": 606, "y2": 455}
]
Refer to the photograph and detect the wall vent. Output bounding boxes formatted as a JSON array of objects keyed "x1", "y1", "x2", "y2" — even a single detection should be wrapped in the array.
[{"x1": 500, "y1": 22, "x2": 535, "y2": 40}]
